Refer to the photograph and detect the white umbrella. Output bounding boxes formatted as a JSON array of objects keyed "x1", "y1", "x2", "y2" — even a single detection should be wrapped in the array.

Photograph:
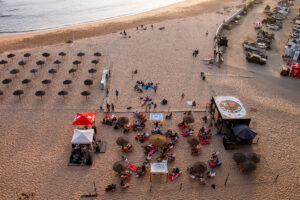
[{"x1": 71, "y1": 129, "x2": 94, "y2": 144}]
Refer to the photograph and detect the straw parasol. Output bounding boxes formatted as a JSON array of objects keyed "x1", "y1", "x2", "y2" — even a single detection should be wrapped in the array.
[
  {"x1": 22, "y1": 79, "x2": 31, "y2": 87},
  {"x1": 94, "y1": 52, "x2": 101, "y2": 57},
  {"x1": 35, "y1": 90, "x2": 45, "y2": 100},
  {"x1": 242, "y1": 160, "x2": 257, "y2": 171},
  {"x1": 88, "y1": 68, "x2": 97, "y2": 76},
  {"x1": 13, "y1": 90, "x2": 24, "y2": 100},
  {"x1": 117, "y1": 117, "x2": 129, "y2": 126},
  {"x1": 0, "y1": 60, "x2": 8, "y2": 66},
  {"x1": 73, "y1": 60, "x2": 81, "y2": 68},
  {"x1": 7, "y1": 53, "x2": 15, "y2": 59},
  {"x1": 2, "y1": 78, "x2": 12, "y2": 86},
  {"x1": 113, "y1": 161, "x2": 127, "y2": 173},
  {"x1": 183, "y1": 116, "x2": 195, "y2": 124},
  {"x1": 58, "y1": 52, "x2": 66, "y2": 57},
  {"x1": 84, "y1": 79, "x2": 93, "y2": 88},
  {"x1": 233, "y1": 152, "x2": 246, "y2": 164},
  {"x1": 77, "y1": 52, "x2": 85, "y2": 58},
  {"x1": 18, "y1": 60, "x2": 27, "y2": 68},
  {"x1": 0, "y1": 90, "x2": 3, "y2": 96},
  {"x1": 42, "y1": 79, "x2": 51, "y2": 87},
  {"x1": 54, "y1": 60, "x2": 61, "y2": 67},
  {"x1": 187, "y1": 136, "x2": 200, "y2": 146},
  {"x1": 48, "y1": 69, "x2": 57, "y2": 78},
  {"x1": 149, "y1": 135, "x2": 167, "y2": 147},
  {"x1": 246, "y1": 153, "x2": 261, "y2": 163},
  {"x1": 42, "y1": 52, "x2": 50, "y2": 58},
  {"x1": 91, "y1": 60, "x2": 99, "y2": 66},
  {"x1": 81, "y1": 91, "x2": 91, "y2": 100},
  {"x1": 30, "y1": 69, "x2": 38, "y2": 76},
  {"x1": 36, "y1": 60, "x2": 45, "y2": 67},
  {"x1": 69, "y1": 68, "x2": 77, "y2": 77},
  {"x1": 24, "y1": 53, "x2": 31, "y2": 58},
  {"x1": 10, "y1": 69, "x2": 20, "y2": 77},
  {"x1": 116, "y1": 136, "x2": 129, "y2": 146},
  {"x1": 58, "y1": 90, "x2": 68, "y2": 97},
  {"x1": 192, "y1": 161, "x2": 207, "y2": 173},
  {"x1": 63, "y1": 80, "x2": 72, "y2": 87}
]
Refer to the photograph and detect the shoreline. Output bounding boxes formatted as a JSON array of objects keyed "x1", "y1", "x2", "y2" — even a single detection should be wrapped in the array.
[{"x1": 0, "y1": 0, "x2": 237, "y2": 52}]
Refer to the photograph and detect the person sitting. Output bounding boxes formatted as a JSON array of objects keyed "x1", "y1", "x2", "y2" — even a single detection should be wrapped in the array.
[
  {"x1": 178, "y1": 121, "x2": 187, "y2": 129},
  {"x1": 199, "y1": 176, "x2": 206, "y2": 185},
  {"x1": 136, "y1": 162, "x2": 147, "y2": 177},
  {"x1": 105, "y1": 184, "x2": 116, "y2": 192},
  {"x1": 166, "y1": 112, "x2": 173, "y2": 120},
  {"x1": 122, "y1": 144, "x2": 133, "y2": 152},
  {"x1": 202, "y1": 115, "x2": 208, "y2": 123},
  {"x1": 168, "y1": 153, "x2": 176, "y2": 162},
  {"x1": 120, "y1": 180, "x2": 130, "y2": 189},
  {"x1": 165, "y1": 129, "x2": 173, "y2": 137},
  {"x1": 182, "y1": 128, "x2": 194, "y2": 136},
  {"x1": 120, "y1": 170, "x2": 131, "y2": 180},
  {"x1": 169, "y1": 167, "x2": 181, "y2": 181},
  {"x1": 191, "y1": 144, "x2": 202, "y2": 155},
  {"x1": 207, "y1": 171, "x2": 216, "y2": 178}
]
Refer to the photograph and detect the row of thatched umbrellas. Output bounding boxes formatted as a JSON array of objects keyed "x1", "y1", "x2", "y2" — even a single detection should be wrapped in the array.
[
  {"x1": 1, "y1": 51, "x2": 101, "y2": 61},
  {"x1": 0, "y1": 89, "x2": 92, "y2": 100},
  {"x1": 233, "y1": 152, "x2": 261, "y2": 171}
]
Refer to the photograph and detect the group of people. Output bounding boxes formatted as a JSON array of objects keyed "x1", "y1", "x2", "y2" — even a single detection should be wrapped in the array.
[
  {"x1": 187, "y1": 165, "x2": 216, "y2": 185},
  {"x1": 192, "y1": 49, "x2": 199, "y2": 57},
  {"x1": 198, "y1": 126, "x2": 212, "y2": 145},
  {"x1": 102, "y1": 113, "x2": 117, "y2": 126},
  {"x1": 208, "y1": 151, "x2": 222, "y2": 167},
  {"x1": 122, "y1": 144, "x2": 134, "y2": 153},
  {"x1": 169, "y1": 167, "x2": 181, "y2": 181},
  {"x1": 135, "y1": 132, "x2": 150, "y2": 143},
  {"x1": 120, "y1": 30, "x2": 129, "y2": 38},
  {"x1": 136, "y1": 24, "x2": 153, "y2": 31}
]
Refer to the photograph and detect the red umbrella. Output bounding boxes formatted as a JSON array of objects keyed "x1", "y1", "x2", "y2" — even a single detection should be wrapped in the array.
[{"x1": 72, "y1": 113, "x2": 96, "y2": 125}]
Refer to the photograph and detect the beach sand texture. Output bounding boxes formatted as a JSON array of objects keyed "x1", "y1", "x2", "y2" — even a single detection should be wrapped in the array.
[{"x1": 0, "y1": 0, "x2": 299, "y2": 199}]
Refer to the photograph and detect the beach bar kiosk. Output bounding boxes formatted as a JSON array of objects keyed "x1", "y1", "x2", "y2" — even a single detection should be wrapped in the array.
[
  {"x1": 100, "y1": 69, "x2": 109, "y2": 90},
  {"x1": 210, "y1": 96, "x2": 251, "y2": 134}
]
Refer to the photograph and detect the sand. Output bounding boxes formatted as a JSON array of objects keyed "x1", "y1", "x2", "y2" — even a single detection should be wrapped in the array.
[{"x1": 0, "y1": 0, "x2": 299, "y2": 199}]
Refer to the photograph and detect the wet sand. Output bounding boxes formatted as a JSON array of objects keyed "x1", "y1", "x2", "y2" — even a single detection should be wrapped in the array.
[{"x1": 0, "y1": 0, "x2": 299, "y2": 199}]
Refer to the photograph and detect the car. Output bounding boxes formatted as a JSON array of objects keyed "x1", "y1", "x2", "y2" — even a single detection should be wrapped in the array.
[
  {"x1": 246, "y1": 53, "x2": 267, "y2": 65},
  {"x1": 266, "y1": 24, "x2": 280, "y2": 30},
  {"x1": 243, "y1": 41, "x2": 267, "y2": 52}
]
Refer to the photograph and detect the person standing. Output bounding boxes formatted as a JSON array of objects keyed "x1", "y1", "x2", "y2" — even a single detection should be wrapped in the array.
[
  {"x1": 106, "y1": 103, "x2": 110, "y2": 112},
  {"x1": 111, "y1": 104, "x2": 115, "y2": 112},
  {"x1": 106, "y1": 88, "x2": 109, "y2": 97},
  {"x1": 154, "y1": 84, "x2": 158, "y2": 94},
  {"x1": 181, "y1": 93, "x2": 185, "y2": 100},
  {"x1": 115, "y1": 89, "x2": 119, "y2": 98}
]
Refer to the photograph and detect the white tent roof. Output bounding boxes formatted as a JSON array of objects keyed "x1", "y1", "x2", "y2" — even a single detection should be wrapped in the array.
[
  {"x1": 150, "y1": 113, "x2": 163, "y2": 121},
  {"x1": 71, "y1": 129, "x2": 94, "y2": 144},
  {"x1": 150, "y1": 160, "x2": 168, "y2": 174}
]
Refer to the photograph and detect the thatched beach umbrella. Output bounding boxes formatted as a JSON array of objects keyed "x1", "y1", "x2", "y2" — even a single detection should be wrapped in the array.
[
  {"x1": 94, "y1": 52, "x2": 101, "y2": 57},
  {"x1": 77, "y1": 52, "x2": 85, "y2": 58},
  {"x1": 117, "y1": 117, "x2": 129, "y2": 126},
  {"x1": 183, "y1": 116, "x2": 195, "y2": 124},
  {"x1": 58, "y1": 90, "x2": 68, "y2": 98},
  {"x1": 7, "y1": 53, "x2": 15, "y2": 59},
  {"x1": 69, "y1": 68, "x2": 77, "y2": 77},
  {"x1": 10, "y1": 69, "x2": 20, "y2": 77},
  {"x1": 24, "y1": 53, "x2": 31, "y2": 59},
  {"x1": 13, "y1": 90, "x2": 24, "y2": 100},
  {"x1": 54, "y1": 60, "x2": 61, "y2": 68},
  {"x1": 0, "y1": 90, "x2": 3, "y2": 96},
  {"x1": 30, "y1": 69, "x2": 38, "y2": 77},
  {"x1": 36, "y1": 60, "x2": 45, "y2": 67},
  {"x1": 91, "y1": 60, "x2": 99, "y2": 66},
  {"x1": 149, "y1": 135, "x2": 167, "y2": 147},
  {"x1": 48, "y1": 69, "x2": 57, "y2": 78},
  {"x1": 2, "y1": 78, "x2": 12, "y2": 86},
  {"x1": 116, "y1": 136, "x2": 129, "y2": 146},
  {"x1": 192, "y1": 161, "x2": 207, "y2": 174},
  {"x1": 42, "y1": 52, "x2": 50, "y2": 58},
  {"x1": 42, "y1": 79, "x2": 51, "y2": 87},
  {"x1": 58, "y1": 52, "x2": 66, "y2": 57},
  {"x1": 0, "y1": 60, "x2": 8, "y2": 66},
  {"x1": 84, "y1": 79, "x2": 93, "y2": 88},
  {"x1": 113, "y1": 161, "x2": 127, "y2": 173},
  {"x1": 246, "y1": 153, "x2": 261, "y2": 163},
  {"x1": 73, "y1": 60, "x2": 81, "y2": 68},
  {"x1": 35, "y1": 90, "x2": 45, "y2": 100},
  {"x1": 187, "y1": 136, "x2": 200, "y2": 146},
  {"x1": 88, "y1": 68, "x2": 97, "y2": 76},
  {"x1": 63, "y1": 79, "x2": 72, "y2": 87},
  {"x1": 18, "y1": 60, "x2": 27, "y2": 68},
  {"x1": 81, "y1": 91, "x2": 91, "y2": 100},
  {"x1": 22, "y1": 79, "x2": 31, "y2": 87},
  {"x1": 233, "y1": 152, "x2": 246, "y2": 164},
  {"x1": 242, "y1": 160, "x2": 257, "y2": 172}
]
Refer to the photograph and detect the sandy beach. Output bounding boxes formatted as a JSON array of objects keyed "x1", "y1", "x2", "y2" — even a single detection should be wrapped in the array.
[{"x1": 0, "y1": 0, "x2": 299, "y2": 199}]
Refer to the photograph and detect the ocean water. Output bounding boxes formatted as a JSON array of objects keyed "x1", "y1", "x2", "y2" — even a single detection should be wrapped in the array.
[{"x1": 0, "y1": 0, "x2": 183, "y2": 34}]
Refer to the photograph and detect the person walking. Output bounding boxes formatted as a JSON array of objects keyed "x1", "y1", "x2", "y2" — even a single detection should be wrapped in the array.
[
  {"x1": 106, "y1": 88, "x2": 109, "y2": 97},
  {"x1": 115, "y1": 89, "x2": 119, "y2": 98},
  {"x1": 181, "y1": 93, "x2": 185, "y2": 100},
  {"x1": 106, "y1": 103, "x2": 110, "y2": 112},
  {"x1": 154, "y1": 84, "x2": 158, "y2": 94},
  {"x1": 111, "y1": 104, "x2": 115, "y2": 112}
]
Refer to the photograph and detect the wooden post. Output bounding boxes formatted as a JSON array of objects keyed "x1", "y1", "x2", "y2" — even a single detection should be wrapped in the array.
[
  {"x1": 166, "y1": 173, "x2": 168, "y2": 183},
  {"x1": 180, "y1": 183, "x2": 183, "y2": 190},
  {"x1": 150, "y1": 184, "x2": 152, "y2": 192},
  {"x1": 274, "y1": 175, "x2": 279, "y2": 182},
  {"x1": 224, "y1": 173, "x2": 230, "y2": 186},
  {"x1": 150, "y1": 173, "x2": 152, "y2": 182}
]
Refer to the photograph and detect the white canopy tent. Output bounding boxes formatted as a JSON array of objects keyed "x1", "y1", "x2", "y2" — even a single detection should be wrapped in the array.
[
  {"x1": 71, "y1": 129, "x2": 94, "y2": 144},
  {"x1": 150, "y1": 113, "x2": 163, "y2": 121},
  {"x1": 150, "y1": 160, "x2": 168, "y2": 182}
]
